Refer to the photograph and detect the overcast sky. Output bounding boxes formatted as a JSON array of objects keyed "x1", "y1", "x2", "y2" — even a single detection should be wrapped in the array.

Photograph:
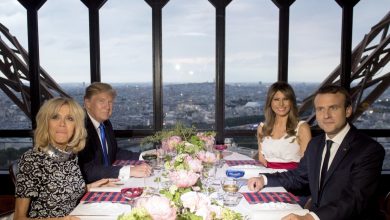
[{"x1": 0, "y1": 0, "x2": 389, "y2": 83}]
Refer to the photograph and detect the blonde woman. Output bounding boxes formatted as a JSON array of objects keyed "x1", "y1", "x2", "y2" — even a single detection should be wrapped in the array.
[
  {"x1": 14, "y1": 97, "x2": 116, "y2": 220},
  {"x1": 257, "y1": 82, "x2": 311, "y2": 169}
]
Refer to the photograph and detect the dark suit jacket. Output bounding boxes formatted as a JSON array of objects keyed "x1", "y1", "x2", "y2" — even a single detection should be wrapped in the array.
[
  {"x1": 78, "y1": 115, "x2": 140, "y2": 183},
  {"x1": 266, "y1": 125, "x2": 385, "y2": 220}
]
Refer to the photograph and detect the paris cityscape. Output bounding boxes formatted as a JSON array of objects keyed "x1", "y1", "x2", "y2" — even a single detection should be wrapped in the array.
[{"x1": 0, "y1": 82, "x2": 389, "y2": 169}]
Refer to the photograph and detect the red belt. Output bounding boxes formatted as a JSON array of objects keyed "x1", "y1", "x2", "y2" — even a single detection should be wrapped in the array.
[{"x1": 266, "y1": 161, "x2": 298, "y2": 170}]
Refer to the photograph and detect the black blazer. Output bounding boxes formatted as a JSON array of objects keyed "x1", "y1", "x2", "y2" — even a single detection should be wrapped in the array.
[
  {"x1": 266, "y1": 125, "x2": 385, "y2": 220},
  {"x1": 78, "y1": 115, "x2": 140, "y2": 183}
]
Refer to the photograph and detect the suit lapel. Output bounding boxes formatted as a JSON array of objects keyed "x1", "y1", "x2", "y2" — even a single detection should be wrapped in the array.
[
  {"x1": 313, "y1": 135, "x2": 326, "y2": 204},
  {"x1": 322, "y1": 128, "x2": 355, "y2": 188}
]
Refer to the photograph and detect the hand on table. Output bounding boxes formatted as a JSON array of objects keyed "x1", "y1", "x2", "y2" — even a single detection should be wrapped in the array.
[
  {"x1": 281, "y1": 213, "x2": 314, "y2": 220},
  {"x1": 130, "y1": 163, "x2": 152, "y2": 177},
  {"x1": 86, "y1": 178, "x2": 121, "y2": 191},
  {"x1": 247, "y1": 176, "x2": 265, "y2": 191}
]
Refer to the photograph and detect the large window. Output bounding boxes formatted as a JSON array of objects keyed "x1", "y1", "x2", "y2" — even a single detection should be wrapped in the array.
[
  {"x1": 0, "y1": 0, "x2": 30, "y2": 130},
  {"x1": 0, "y1": 0, "x2": 389, "y2": 170},
  {"x1": 101, "y1": 1, "x2": 153, "y2": 130},
  {"x1": 225, "y1": 0, "x2": 278, "y2": 130},
  {"x1": 40, "y1": 0, "x2": 89, "y2": 92},
  {"x1": 162, "y1": 0, "x2": 215, "y2": 129}
]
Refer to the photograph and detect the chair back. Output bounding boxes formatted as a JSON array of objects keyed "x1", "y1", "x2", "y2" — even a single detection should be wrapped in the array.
[{"x1": 8, "y1": 160, "x2": 19, "y2": 186}]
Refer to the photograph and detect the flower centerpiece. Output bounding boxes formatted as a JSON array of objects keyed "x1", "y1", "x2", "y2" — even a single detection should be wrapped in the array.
[
  {"x1": 119, "y1": 123, "x2": 243, "y2": 220},
  {"x1": 141, "y1": 123, "x2": 216, "y2": 156}
]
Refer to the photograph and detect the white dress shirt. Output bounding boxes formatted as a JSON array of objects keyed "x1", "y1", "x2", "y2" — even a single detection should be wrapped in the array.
[
  {"x1": 263, "y1": 123, "x2": 351, "y2": 220},
  {"x1": 87, "y1": 113, "x2": 131, "y2": 180}
]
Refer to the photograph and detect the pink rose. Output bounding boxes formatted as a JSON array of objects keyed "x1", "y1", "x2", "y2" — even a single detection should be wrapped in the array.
[
  {"x1": 186, "y1": 156, "x2": 203, "y2": 173},
  {"x1": 135, "y1": 195, "x2": 176, "y2": 220},
  {"x1": 181, "y1": 191, "x2": 215, "y2": 220},
  {"x1": 169, "y1": 170, "x2": 199, "y2": 188},
  {"x1": 162, "y1": 136, "x2": 182, "y2": 152},
  {"x1": 196, "y1": 132, "x2": 215, "y2": 150},
  {"x1": 197, "y1": 150, "x2": 217, "y2": 164}
]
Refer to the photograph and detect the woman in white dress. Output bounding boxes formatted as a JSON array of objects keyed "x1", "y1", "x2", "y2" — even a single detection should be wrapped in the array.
[{"x1": 257, "y1": 82, "x2": 311, "y2": 170}]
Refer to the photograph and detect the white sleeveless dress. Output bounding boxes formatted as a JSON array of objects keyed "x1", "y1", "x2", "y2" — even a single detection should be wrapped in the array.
[{"x1": 260, "y1": 121, "x2": 305, "y2": 164}]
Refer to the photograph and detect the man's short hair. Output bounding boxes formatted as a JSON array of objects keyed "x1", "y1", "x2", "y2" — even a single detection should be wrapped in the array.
[
  {"x1": 314, "y1": 84, "x2": 352, "y2": 108},
  {"x1": 84, "y1": 82, "x2": 117, "y2": 100}
]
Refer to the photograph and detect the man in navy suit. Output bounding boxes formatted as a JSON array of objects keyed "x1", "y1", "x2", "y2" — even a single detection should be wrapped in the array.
[
  {"x1": 248, "y1": 85, "x2": 385, "y2": 220},
  {"x1": 78, "y1": 82, "x2": 151, "y2": 183}
]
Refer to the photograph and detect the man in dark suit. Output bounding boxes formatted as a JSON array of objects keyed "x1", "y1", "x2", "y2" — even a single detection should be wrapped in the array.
[
  {"x1": 78, "y1": 82, "x2": 151, "y2": 183},
  {"x1": 248, "y1": 85, "x2": 385, "y2": 220}
]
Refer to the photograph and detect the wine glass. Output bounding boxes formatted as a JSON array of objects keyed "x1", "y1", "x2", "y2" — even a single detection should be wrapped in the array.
[
  {"x1": 214, "y1": 144, "x2": 228, "y2": 168},
  {"x1": 221, "y1": 178, "x2": 242, "y2": 207}
]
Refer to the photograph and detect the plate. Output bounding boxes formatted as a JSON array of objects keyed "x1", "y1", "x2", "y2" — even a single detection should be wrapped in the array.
[{"x1": 121, "y1": 187, "x2": 143, "y2": 200}]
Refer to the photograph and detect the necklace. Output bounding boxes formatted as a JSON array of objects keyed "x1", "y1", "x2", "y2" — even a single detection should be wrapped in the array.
[{"x1": 44, "y1": 144, "x2": 74, "y2": 162}]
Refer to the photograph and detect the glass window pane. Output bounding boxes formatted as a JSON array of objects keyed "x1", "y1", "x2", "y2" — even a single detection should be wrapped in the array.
[
  {"x1": 163, "y1": 0, "x2": 215, "y2": 129},
  {"x1": 225, "y1": 0, "x2": 278, "y2": 130},
  {"x1": 352, "y1": 0, "x2": 390, "y2": 130},
  {"x1": 40, "y1": 0, "x2": 89, "y2": 92},
  {"x1": 289, "y1": 1, "x2": 340, "y2": 89},
  {"x1": 0, "y1": 138, "x2": 32, "y2": 170},
  {"x1": 100, "y1": 1, "x2": 153, "y2": 130},
  {"x1": 0, "y1": 1, "x2": 30, "y2": 129}
]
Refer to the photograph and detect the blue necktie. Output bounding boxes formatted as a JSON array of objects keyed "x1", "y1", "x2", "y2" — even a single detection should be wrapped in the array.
[
  {"x1": 99, "y1": 123, "x2": 109, "y2": 166},
  {"x1": 320, "y1": 140, "x2": 333, "y2": 190}
]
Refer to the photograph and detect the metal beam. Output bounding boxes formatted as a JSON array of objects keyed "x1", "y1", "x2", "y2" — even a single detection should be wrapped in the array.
[
  {"x1": 272, "y1": 0, "x2": 295, "y2": 82},
  {"x1": 80, "y1": 0, "x2": 108, "y2": 83},
  {"x1": 145, "y1": 0, "x2": 169, "y2": 132},
  {"x1": 335, "y1": 0, "x2": 360, "y2": 91},
  {"x1": 17, "y1": 0, "x2": 47, "y2": 129},
  {"x1": 208, "y1": 0, "x2": 232, "y2": 144}
]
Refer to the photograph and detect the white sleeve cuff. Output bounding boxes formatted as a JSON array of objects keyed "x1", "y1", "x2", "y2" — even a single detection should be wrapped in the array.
[
  {"x1": 118, "y1": 165, "x2": 131, "y2": 180},
  {"x1": 262, "y1": 174, "x2": 268, "y2": 185},
  {"x1": 309, "y1": 211, "x2": 320, "y2": 220}
]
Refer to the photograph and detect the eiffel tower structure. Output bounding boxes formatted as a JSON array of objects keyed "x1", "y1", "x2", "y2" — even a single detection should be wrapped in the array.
[
  {"x1": 0, "y1": 13, "x2": 389, "y2": 124},
  {"x1": 298, "y1": 12, "x2": 390, "y2": 124},
  {"x1": 0, "y1": 23, "x2": 69, "y2": 120}
]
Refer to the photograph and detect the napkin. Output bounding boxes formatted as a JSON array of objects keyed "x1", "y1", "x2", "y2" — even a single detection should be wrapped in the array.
[
  {"x1": 81, "y1": 192, "x2": 129, "y2": 204},
  {"x1": 112, "y1": 160, "x2": 144, "y2": 166},
  {"x1": 241, "y1": 192, "x2": 299, "y2": 204},
  {"x1": 225, "y1": 160, "x2": 261, "y2": 166}
]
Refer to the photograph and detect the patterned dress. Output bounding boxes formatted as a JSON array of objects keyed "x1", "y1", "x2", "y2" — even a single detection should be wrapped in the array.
[{"x1": 16, "y1": 148, "x2": 86, "y2": 218}]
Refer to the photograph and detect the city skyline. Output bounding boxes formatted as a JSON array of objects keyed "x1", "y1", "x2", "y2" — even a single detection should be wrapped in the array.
[{"x1": 0, "y1": 0, "x2": 389, "y2": 83}]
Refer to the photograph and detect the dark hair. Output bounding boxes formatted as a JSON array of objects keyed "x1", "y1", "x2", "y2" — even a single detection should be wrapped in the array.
[
  {"x1": 314, "y1": 85, "x2": 352, "y2": 108},
  {"x1": 260, "y1": 81, "x2": 299, "y2": 139}
]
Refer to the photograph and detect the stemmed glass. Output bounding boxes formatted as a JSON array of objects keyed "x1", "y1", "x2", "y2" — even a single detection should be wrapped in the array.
[
  {"x1": 214, "y1": 144, "x2": 228, "y2": 168},
  {"x1": 201, "y1": 163, "x2": 216, "y2": 195}
]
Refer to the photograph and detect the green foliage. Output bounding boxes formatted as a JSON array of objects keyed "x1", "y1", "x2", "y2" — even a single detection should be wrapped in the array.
[
  {"x1": 117, "y1": 207, "x2": 152, "y2": 220},
  {"x1": 175, "y1": 136, "x2": 205, "y2": 155},
  {"x1": 140, "y1": 123, "x2": 198, "y2": 145},
  {"x1": 177, "y1": 211, "x2": 203, "y2": 220},
  {"x1": 220, "y1": 207, "x2": 244, "y2": 220},
  {"x1": 160, "y1": 186, "x2": 191, "y2": 208}
]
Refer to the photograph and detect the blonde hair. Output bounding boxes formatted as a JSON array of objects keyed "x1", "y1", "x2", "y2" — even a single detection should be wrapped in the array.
[
  {"x1": 34, "y1": 97, "x2": 87, "y2": 153},
  {"x1": 84, "y1": 82, "x2": 117, "y2": 100},
  {"x1": 259, "y1": 82, "x2": 299, "y2": 141}
]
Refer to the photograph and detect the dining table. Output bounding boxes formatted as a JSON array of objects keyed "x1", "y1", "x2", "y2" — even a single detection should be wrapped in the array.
[{"x1": 70, "y1": 149, "x2": 308, "y2": 220}]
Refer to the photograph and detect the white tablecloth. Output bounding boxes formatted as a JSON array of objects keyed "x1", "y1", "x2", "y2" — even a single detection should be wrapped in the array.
[{"x1": 72, "y1": 151, "x2": 308, "y2": 220}]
